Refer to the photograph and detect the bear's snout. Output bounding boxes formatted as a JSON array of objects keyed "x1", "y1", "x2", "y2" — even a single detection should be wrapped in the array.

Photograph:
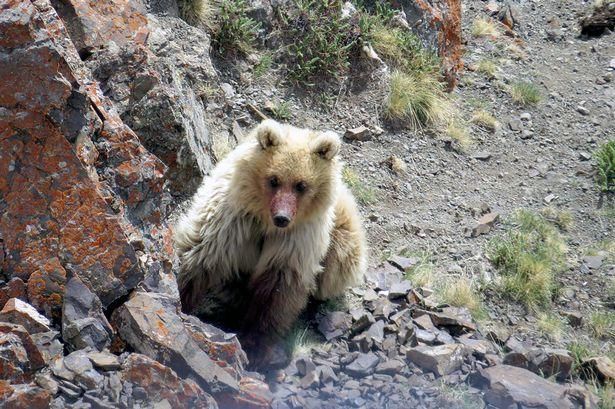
[{"x1": 270, "y1": 188, "x2": 297, "y2": 228}]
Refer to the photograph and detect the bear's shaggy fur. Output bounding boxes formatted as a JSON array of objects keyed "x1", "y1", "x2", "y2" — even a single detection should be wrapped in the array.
[{"x1": 174, "y1": 119, "x2": 367, "y2": 344}]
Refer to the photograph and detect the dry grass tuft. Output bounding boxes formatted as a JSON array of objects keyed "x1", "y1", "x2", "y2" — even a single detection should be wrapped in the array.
[
  {"x1": 510, "y1": 81, "x2": 542, "y2": 106},
  {"x1": 471, "y1": 110, "x2": 498, "y2": 132},
  {"x1": 385, "y1": 71, "x2": 450, "y2": 129},
  {"x1": 471, "y1": 17, "x2": 499, "y2": 37}
]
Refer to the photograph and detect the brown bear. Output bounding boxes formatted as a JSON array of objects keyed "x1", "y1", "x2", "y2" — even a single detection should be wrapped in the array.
[{"x1": 174, "y1": 119, "x2": 367, "y2": 363}]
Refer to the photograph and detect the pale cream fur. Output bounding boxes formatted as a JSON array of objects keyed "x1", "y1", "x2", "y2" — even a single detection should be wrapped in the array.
[{"x1": 174, "y1": 119, "x2": 367, "y2": 323}]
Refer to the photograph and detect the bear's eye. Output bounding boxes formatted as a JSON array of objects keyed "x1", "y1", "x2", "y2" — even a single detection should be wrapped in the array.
[
  {"x1": 269, "y1": 176, "x2": 280, "y2": 189},
  {"x1": 294, "y1": 181, "x2": 307, "y2": 193}
]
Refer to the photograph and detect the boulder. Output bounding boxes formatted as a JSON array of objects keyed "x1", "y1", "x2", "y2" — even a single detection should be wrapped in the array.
[
  {"x1": 470, "y1": 365, "x2": 580, "y2": 409},
  {"x1": 112, "y1": 291, "x2": 239, "y2": 394},
  {"x1": 0, "y1": 298, "x2": 50, "y2": 334},
  {"x1": 61, "y1": 276, "x2": 113, "y2": 352},
  {"x1": 528, "y1": 348, "x2": 573, "y2": 380},
  {"x1": 407, "y1": 344, "x2": 464, "y2": 377}
]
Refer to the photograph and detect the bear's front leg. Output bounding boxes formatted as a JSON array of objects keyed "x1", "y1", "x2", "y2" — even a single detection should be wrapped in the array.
[{"x1": 242, "y1": 268, "x2": 309, "y2": 368}]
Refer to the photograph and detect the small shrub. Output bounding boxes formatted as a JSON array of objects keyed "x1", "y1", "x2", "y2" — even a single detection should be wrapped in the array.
[
  {"x1": 435, "y1": 381, "x2": 485, "y2": 409},
  {"x1": 595, "y1": 140, "x2": 615, "y2": 193},
  {"x1": 285, "y1": 0, "x2": 360, "y2": 86},
  {"x1": 588, "y1": 311, "x2": 615, "y2": 339},
  {"x1": 385, "y1": 70, "x2": 450, "y2": 129},
  {"x1": 477, "y1": 59, "x2": 497, "y2": 78},
  {"x1": 471, "y1": 110, "x2": 498, "y2": 132},
  {"x1": 488, "y1": 210, "x2": 567, "y2": 309},
  {"x1": 212, "y1": 0, "x2": 260, "y2": 55},
  {"x1": 471, "y1": 17, "x2": 499, "y2": 37},
  {"x1": 510, "y1": 81, "x2": 542, "y2": 106},
  {"x1": 342, "y1": 167, "x2": 376, "y2": 205}
]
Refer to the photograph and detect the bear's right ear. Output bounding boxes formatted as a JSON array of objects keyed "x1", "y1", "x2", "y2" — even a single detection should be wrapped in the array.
[{"x1": 256, "y1": 119, "x2": 284, "y2": 150}]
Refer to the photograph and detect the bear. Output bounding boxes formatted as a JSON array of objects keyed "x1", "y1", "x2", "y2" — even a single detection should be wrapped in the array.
[{"x1": 174, "y1": 119, "x2": 367, "y2": 363}]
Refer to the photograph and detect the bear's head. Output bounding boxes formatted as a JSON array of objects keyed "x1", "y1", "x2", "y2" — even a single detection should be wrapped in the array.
[{"x1": 236, "y1": 119, "x2": 341, "y2": 231}]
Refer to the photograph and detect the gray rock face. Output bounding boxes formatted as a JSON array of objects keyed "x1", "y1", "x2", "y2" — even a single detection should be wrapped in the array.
[
  {"x1": 87, "y1": 15, "x2": 224, "y2": 196},
  {"x1": 62, "y1": 276, "x2": 113, "y2": 352},
  {"x1": 112, "y1": 291, "x2": 238, "y2": 394},
  {"x1": 470, "y1": 365, "x2": 578, "y2": 409}
]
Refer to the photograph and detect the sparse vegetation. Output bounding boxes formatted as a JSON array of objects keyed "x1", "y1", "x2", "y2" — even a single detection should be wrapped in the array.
[
  {"x1": 254, "y1": 52, "x2": 273, "y2": 77},
  {"x1": 435, "y1": 381, "x2": 484, "y2": 409},
  {"x1": 446, "y1": 120, "x2": 472, "y2": 149},
  {"x1": 510, "y1": 81, "x2": 542, "y2": 106},
  {"x1": 477, "y1": 59, "x2": 498, "y2": 78},
  {"x1": 212, "y1": 0, "x2": 260, "y2": 55},
  {"x1": 439, "y1": 276, "x2": 486, "y2": 320},
  {"x1": 540, "y1": 207, "x2": 574, "y2": 231},
  {"x1": 177, "y1": 0, "x2": 214, "y2": 26},
  {"x1": 471, "y1": 17, "x2": 499, "y2": 37},
  {"x1": 404, "y1": 252, "x2": 435, "y2": 288},
  {"x1": 488, "y1": 210, "x2": 567, "y2": 309},
  {"x1": 588, "y1": 311, "x2": 615, "y2": 340},
  {"x1": 285, "y1": 318, "x2": 321, "y2": 357},
  {"x1": 269, "y1": 100, "x2": 292, "y2": 120},
  {"x1": 595, "y1": 140, "x2": 615, "y2": 193},
  {"x1": 471, "y1": 110, "x2": 498, "y2": 132},
  {"x1": 537, "y1": 312, "x2": 565, "y2": 341},
  {"x1": 342, "y1": 167, "x2": 377, "y2": 205},
  {"x1": 385, "y1": 70, "x2": 450, "y2": 129}
]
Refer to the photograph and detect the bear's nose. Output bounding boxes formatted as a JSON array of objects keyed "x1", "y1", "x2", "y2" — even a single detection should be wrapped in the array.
[{"x1": 273, "y1": 215, "x2": 290, "y2": 228}]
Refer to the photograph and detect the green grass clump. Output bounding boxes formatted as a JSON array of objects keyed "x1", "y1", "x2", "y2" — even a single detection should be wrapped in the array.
[
  {"x1": 385, "y1": 70, "x2": 450, "y2": 129},
  {"x1": 269, "y1": 101, "x2": 292, "y2": 120},
  {"x1": 477, "y1": 59, "x2": 498, "y2": 78},
  {"x1": 438, "y1": 277, "x2": 486, "y2": 320},
  {"x1": 510, "y1": 81, "x2": 542, "y2": 106},
  {"x1": 595, "y1": 140, "x2": 615, "y2": 193},
  {"x1": 342, "y1": 167, "x2": 376, "y2": 205},
  {"x1": 254, "y1": 52, "x2": 273, "y2": 77},
  {"x1": 488, "y1": 210, "x2": 567, "y2": 309},
  {"x1": 285, "y1": 0, "x2": 360, "y2": 86},
  {"x1": 212, "y1": 0, "x2": 260, "y2": 55}
]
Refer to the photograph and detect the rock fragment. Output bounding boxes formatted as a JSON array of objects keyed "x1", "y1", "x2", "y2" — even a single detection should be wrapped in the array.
[
  {"x1": 471, "y1": 212, "x2": 499, "y2": 237},
  {"x1": 318, "y1": 312, "x2": 352, "y2": 341},
  {"x1": 0, "y1": 298, "x2": 50, "y2": 334},
  {"x1": 344, "y1": 126, "x2": 371, "y2": 142},
  {"x1": 407, "y1": 344, "x2": 464, "y2": 377},
  {"x1": 582, "y1": 356, "x2": 615, "y2": 383},
  {"x1": 345, "y1": 352, "x2": 380, "y2": 378}
]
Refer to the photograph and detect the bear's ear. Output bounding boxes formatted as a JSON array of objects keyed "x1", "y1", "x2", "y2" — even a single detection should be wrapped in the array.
[
  {"x1": 311, "y1": 131, "x2": 341, "y2": 160},
  {"x1": 256, "y1": 119, "x2": 284, "y2": 150}
]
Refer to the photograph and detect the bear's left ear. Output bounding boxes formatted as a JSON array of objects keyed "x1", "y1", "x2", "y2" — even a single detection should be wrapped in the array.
[
  {"x1": 311, "y1": 131, "x2": 341, "y2": 160},
  {"x1": 256, "y1": 119, "x2": 284, "y2": 150}
]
